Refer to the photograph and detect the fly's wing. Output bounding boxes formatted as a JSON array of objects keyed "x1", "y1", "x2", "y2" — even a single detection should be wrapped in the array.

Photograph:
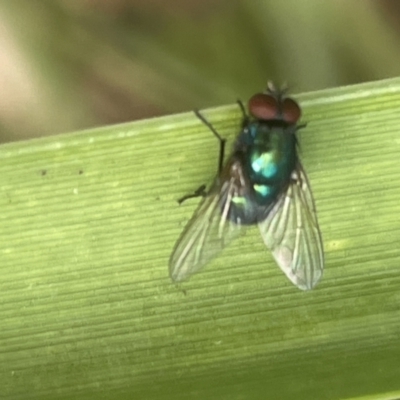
[
  {"x1": 169, "y1": 177, "x2": 246, "y2": 282},
  {"x1": 258, "y1": 163, "x2": 324, "y2": 290}
]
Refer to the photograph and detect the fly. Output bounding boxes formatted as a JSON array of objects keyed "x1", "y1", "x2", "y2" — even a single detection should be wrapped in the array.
[{"x1": 169, "y1": 83, "x2": 324, "y2": 290}]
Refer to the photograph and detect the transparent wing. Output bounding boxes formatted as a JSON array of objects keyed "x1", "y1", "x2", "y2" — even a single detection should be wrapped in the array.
[
  {"x1": 169, "y1": 178, "x2": 246, "y2": 282},
  {"x1": 258, "y1": 163, "x2": 324, "y2": 290}
]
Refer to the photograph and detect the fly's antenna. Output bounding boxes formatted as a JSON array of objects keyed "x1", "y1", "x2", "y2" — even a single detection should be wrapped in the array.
[{"x1": 266, "y1": 81, "x2": 289, "y2": 100}]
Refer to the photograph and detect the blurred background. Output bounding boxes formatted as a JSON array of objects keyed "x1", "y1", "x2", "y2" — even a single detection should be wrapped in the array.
[{"x1": 0, "y1": 0, "x2": 400, "y2": 142}]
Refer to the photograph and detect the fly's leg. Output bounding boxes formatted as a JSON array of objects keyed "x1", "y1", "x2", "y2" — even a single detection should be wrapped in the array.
[
  {"x1": 177, "y1": 184, "x2": 207, "y2": 205},
  {"x1": 237, "y1": 100, "x2": 249, "y2": 130},
  {"x1": 194, "y1": 110, "x2": 226, "y2": 175},
  {"x1": 177, "y1": 110, "x2": 226, "y2": 205}
]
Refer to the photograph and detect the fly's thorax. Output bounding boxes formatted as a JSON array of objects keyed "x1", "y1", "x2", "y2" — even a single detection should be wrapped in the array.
[{"x1": 235, "y1": 121, "x2": 298, "y2": 206}]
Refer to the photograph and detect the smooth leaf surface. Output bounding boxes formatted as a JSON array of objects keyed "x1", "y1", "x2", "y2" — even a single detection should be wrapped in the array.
[{"x1": 1, "y1": 78, "x2": 400, "y2": 399}]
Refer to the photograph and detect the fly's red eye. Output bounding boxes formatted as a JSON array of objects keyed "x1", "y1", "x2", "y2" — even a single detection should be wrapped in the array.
[
  {"x1": 282, "y1": 97, "x2": 301, "y2": 124},
  {"x1": 248, "y1": 93, "x2": 279, "y2": 121}
]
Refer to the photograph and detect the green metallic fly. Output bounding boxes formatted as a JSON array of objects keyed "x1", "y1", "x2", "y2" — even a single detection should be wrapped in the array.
[{"x1": 169, "y1": 83, "x2": 324, "y2": 290}]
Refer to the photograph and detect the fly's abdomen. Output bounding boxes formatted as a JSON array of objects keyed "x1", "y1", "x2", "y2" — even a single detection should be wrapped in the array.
[{"x1": 226, "y1": 193, "x2": 265, "y2": 225}]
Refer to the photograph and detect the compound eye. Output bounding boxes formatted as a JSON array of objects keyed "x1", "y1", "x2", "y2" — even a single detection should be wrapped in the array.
[
  {"x1": 248, "y1": 93, "x2": 279, "y2": 121},
  {"x1": 282, "y1": 97, "x2": 301, "y2": 124}
]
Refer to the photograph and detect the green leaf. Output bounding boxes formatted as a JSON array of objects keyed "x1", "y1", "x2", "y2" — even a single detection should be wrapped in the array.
[{"x1": 1, "y1": 78, "x2": 400, "y2": 400}]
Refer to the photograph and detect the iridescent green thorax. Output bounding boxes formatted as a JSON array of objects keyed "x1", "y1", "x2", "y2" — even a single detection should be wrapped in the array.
[
  {"x1": 245, "y1": 121, "x2": 297, "y2": 203},
  {"x1": 228, "y1": 120, "x2": 298, "y2": 224}
]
